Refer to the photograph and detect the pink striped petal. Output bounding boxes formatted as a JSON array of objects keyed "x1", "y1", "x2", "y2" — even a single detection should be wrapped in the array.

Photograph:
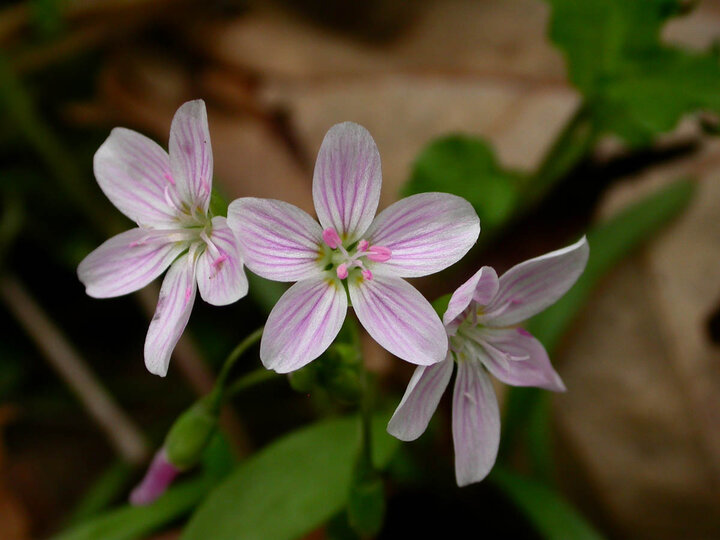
[
  {"x1": 227, "y1": 198, "x2": 323, "y2": 282},
  {"x1": 93, "y1": 128, "x2": 177, "y2": 227},
  {"x1": 348, "y1": 274, "x2": 447, "y2": 366},
  {"x1": 260, "y1": 275, "x2": 347, "y2": 373},
  {"x1": 365, "y1": 193, "x2": 480, "y2": 278},
  {"x1": 196, "y1": 217, "x2": 248, "y2": 306},
  {"x1": 145, "y1": 255, "x2": 197, "y2": 376},
  {"x1": 77, "y1": 228, "x2": 185, "y2": 298},
  {"x1": 472, "y1": 328, "x2": 565, "y2": 392},
  {"x1": 452, "y1": 360, "x2": 500, "y2": 486},
  {"x1": 129, "y1": 449, "x2": 179, "y2": 506},
  {"x1": 387, "y1": 356, "x2": 454, "y2": 441},
  {"x1": 312, "y1": 122, "x2": 381, "y2": 242},
  {"x1": 169, "y1": 100, "x2": 213, "y2": 212},
  {"x1": 443, "y1": 266, "x2": 499, "y2": 327},
  {"x1": 482, "y1": 237, "x2": 589, "y2": 327}
]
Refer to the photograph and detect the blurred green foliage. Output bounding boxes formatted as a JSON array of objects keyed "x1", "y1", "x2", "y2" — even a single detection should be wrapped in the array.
[
  {"x1": 491, "y1": 466, "x2": 603, "y2": 540},
  {"x1": 404, "y1": 135, "x2": 523, "y2": 231},
  {"x1": 547, "y1": 0, "x2": 720, "y2": 144}
]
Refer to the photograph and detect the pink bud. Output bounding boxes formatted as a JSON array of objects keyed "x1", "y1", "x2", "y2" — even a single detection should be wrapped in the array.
[
  {"x1": 322, "y1": 228, "x2": 342, "y2": 249},
  {"x1": 129, "y1": 449, "x2": 180, "y2": 506},
  {"x1": 336, "y1": 263, "x2": 349, "y2": 279}
]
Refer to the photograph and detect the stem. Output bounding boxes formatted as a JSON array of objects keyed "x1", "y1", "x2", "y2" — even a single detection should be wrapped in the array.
[
  {"x1": 521, "y1": 102, "x2": 595, "y2": 206},
  {"x1": 225, "y1": 368, "x2": 279, "y2": 399},
  {"x1": 0, "y1": 273, "x2": 149, "y2": 464},
  {"x1": 215, "y1": 327, "x2": 264, "y2": 392},
  {"x1": 359, "y1": 366, "x2": 373, "y2": 467}
]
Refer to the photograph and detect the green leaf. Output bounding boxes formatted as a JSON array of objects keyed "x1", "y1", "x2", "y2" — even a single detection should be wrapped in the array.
[
  {"x1": 491, "y1": 466, "x2": 604, "y2": 540},
  {"x1": 502, "y1": 178, "x2": 695, "y2": 472},
  {"x1": 53, "y1": 478, "x2": 213, "y2": 540},
  {"x1": 546, "y1": 0, "x2": 720, "y2": 143},
  {"x1": 63, "y1": 462, "x2": 135, "y2": 528},
  {"x1": 404, "y1": 135, "x2": 523, "y2": 230},
  {"x1": 182, "y1": 415, "x2": 399, "y2": 540}
]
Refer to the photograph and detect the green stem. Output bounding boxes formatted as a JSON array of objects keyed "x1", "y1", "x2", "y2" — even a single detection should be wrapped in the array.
[
  {"x1": 225, "y1": 367, "x2": 279, "y2": 399},
  {"x1": 214, "y1": 327, "x2": 264, "y2": 393},
  {"x1": 0, "y1": 55, "x2": 115, "y2": 234},
  {"x1": 359, "y1": 365, "x2": 373, "y2": 467},
  {"x1": 521, "y1": 102, "x2": 595, "y2": 206}
]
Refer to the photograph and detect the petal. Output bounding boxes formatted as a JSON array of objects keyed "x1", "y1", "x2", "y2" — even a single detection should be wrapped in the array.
[
  {"x1": 145, "y1": 255, "x2": 197, "y2": 377},
  {"x1": 472, "y1": 328, "x2": 565, "y2": 391},
  {"x1": 452, "y1": 360, "x2": 500, "y2": 486},
  {"x1": 129, "y1": 449, "x2": 180, "y2": 506},
  {"x1": 387, "y1": 356, "x2": 454, "y2": 441},
  {"x1": 77, "y1": 228, "x2": 185, "y2": 298},
  {"x1": 365, "y1": 193, "x2": 480, "y2": 278},
  {"x1": 93, "y1": 128, "x2": 177, "y2": 227},
  {"x1": 260, "y1": 275, "x2": 348, "y2": 373},
  {"x1": 227, "y1": 197, "x2": 324, "y2": 282},
  {"x1": 348, "y1": 274, "x2": 447, "y2": 366},
  {"x1": 443, "y1": 266, "x2": 499, "y2": 327},
  {"x1": 482, "y1": 236, "x2": 589, "y2": 326},
  {"x1": 312, "y1": 122, "x2": 381, "y2": 242},
  {"x1": 196, "y1": 217, "x2": 248, "y2": 306},
  {"x1": 169, "y1": 100, "x2": 213, "y2": 212}
]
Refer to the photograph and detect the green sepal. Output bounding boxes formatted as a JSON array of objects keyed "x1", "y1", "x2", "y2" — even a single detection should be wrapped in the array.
[
  {"x1": 164, "y1": 396, "x2": 220, "y2": 470},
  {"x1": 431, "y1": 294, "x2": 451, "y2": 319}
]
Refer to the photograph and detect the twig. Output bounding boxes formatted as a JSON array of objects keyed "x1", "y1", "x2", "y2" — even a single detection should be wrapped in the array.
[{"x1": 0, "y1": 273, "x2": 149, "y2": 465}]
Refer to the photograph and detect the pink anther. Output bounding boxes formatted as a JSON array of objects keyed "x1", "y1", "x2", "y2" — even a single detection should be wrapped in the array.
[
  {"x1": 322, "y1": 228, "x2": 342, "y2": 249},
  {"x1": 361, "y1": 268, "x2": 373, "y2": 280},
  {"x1": 358, "y1": 239, "x2": 369, "y2": 252},
  {"x1": 367, "y1": 245, "x2": 391, "y2": 262},
  {"x1": 211, "y1": 253, "x2": 228, "y2": 269},
  {"x1": 336, "y1": 263, "x2": 349, "y2": 279}
]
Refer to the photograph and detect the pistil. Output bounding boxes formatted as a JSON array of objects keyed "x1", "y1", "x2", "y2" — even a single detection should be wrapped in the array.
[{"x1": 321, "y1": 228, "x2": 391, "y2": 281}]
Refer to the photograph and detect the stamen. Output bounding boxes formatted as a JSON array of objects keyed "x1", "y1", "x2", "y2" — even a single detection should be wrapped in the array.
[
  {"x1": 322, "y1": 228, "x2": 342, "y2": 249},
  {"x1": 367, "y1": 245, "x2": 391, "y2": 262},
  {"x1": 358, "y1": 239, "x2": 369, "y2": 252},
  {"x1": 211, "y1": 253, "x2": 228, "y2": 269},
  {"x1": 361, "y1": 268, "x2": 373, "y2": 280},
  {"x1": 163, "y1": 185, "x2": 185, "y2": 214},
  {"x1": 336, "y1": 263, "x2": 349, "y2": 279}
]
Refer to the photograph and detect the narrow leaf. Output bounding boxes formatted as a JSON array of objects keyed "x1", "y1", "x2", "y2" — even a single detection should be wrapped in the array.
[
  {"x1": 491, "y1": 466, "x2": 604, "y2": 540},
  {"x1": 53, "y1": 478, "x2": 212, "y2": 540}
]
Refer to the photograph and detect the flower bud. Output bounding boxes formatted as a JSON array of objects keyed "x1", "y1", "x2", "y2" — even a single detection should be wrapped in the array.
[
  {"x1": 129, "y1": 449, "x2": 179, "y2": 506},
  {"x1": 164, "y1": 396, "x2": 219, "y2": 470}
]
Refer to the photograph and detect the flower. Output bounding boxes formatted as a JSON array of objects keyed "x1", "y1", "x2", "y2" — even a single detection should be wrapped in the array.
[
  {"x1": 77, "y1": 100, "x2": 248, "y2": 376},
  {"x1": 387, "y1": 237, "x2": 589, "y2": 486},
  {"x1": 227, "y1": 122, "x2": 480, "y2": 373}
]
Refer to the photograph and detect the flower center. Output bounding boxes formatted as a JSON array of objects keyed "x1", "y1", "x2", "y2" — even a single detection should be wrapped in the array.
[
  {"x1": 163, "y1": 173, "x2": 207, "y2": 226},
  {"x1": 321, "y1": 227, "x2": 391, "y2": 281}
]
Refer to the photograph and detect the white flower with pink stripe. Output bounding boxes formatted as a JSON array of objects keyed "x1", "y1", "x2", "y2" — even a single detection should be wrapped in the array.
[
  {"x1": 228, "y1": 122, "x2": 480, "y2": 374},
  {"x1": 78, "y1": 100, "x2": 248, "y2": 376},
  {"x1": 387, "y1": 237, "x2": 589, "y2": 486}
]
